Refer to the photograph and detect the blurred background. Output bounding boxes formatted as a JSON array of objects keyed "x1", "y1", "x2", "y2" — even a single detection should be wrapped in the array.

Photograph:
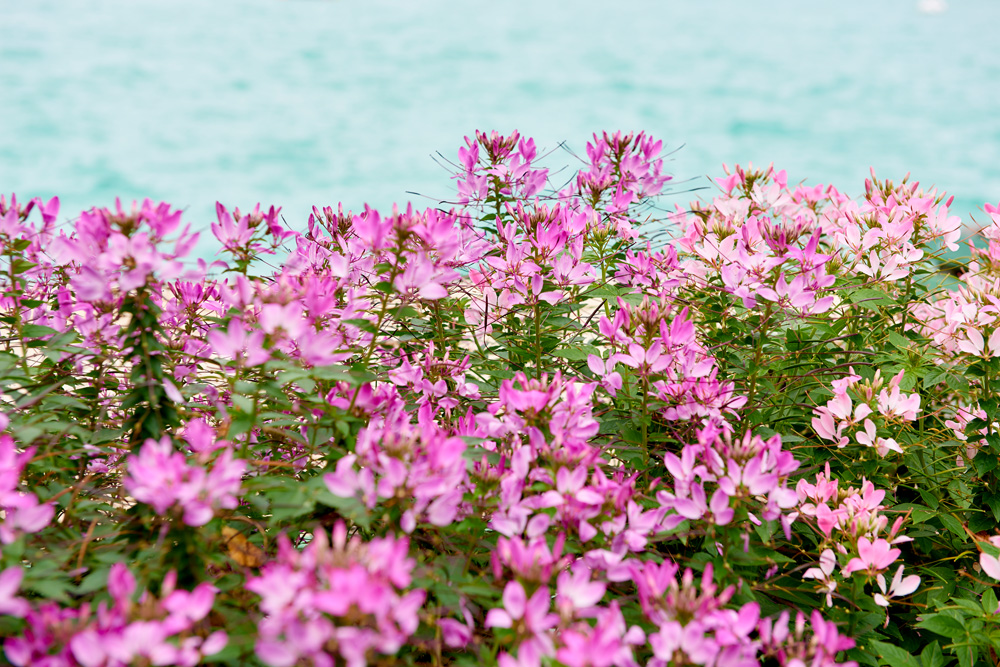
[{"x1": 1, "y1": 0, "x2": 997, "y2": 260}]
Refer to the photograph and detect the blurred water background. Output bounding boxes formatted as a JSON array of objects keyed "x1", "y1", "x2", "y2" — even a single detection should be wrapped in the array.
[{"x1": 1, "y1": 0, "x2": 998, "y2": 261}]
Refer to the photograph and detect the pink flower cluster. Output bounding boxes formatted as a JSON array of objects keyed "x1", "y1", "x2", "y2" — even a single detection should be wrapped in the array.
[
  {"x1": 5, "y1": 132, "x2": 949, "y2": 667},
  {"x1": 671, "y1": 165, "x2": 836, "y2": 316},
  {"x1": 245, "y1": 523, "x2": 425, "y2": 667},
  {"x1": 0, "y1": 414, "x2": 54, "y2": 545},
  {"x1": 481, "y1": 555, "x2": 861, "y2": 667},
  {"x1": 811, "y1": 369, "x2": 920, "y2": 457},
  {"x1": 797, "y1": 464, "x2": 918, "y2": 607},
  {"x1": 4, "y1": 563, "x2": 225, "y2": 667},
  {"x1": 670, "y1": 164, "x2": 962, "y2": 316},
  {"x1": 211, "y1": 202, "x2": 293, "y2": 262},
  {"x1": 323, "y1": 397, "x2": 468, "y2": 532},
  {"x1": 758, "y1": 609, "x2": 858, "y2": 667},
  {"x1": 591, "y1": 299, "x2": 746, "y2": 425},
  {"x1": 636, "y1": 562, "x2": 762, "y2": 667},
  {"x1": 657, "y1": 424, "x2": 800, "y2": 540},
  {"x1": 455, "y1": 131, "x2": 549, "y2": 205},
  {"x1": 123, "y1": 435, "x2": 246, "y2": 526},
  {"x1": 48, "y1": 198, "x2": 200, "y2": 302}
]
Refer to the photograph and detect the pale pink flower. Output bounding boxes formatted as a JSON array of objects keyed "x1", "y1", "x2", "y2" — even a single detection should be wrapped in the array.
[
  {"x1": 803, "y1": 549, "x2": 838, "y2": 607},
  {"x1": 874, "y1": 565, "x2": 920, "y2": 606}
]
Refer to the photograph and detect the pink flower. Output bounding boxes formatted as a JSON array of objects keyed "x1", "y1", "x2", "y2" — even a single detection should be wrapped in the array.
[
  {"x1": 108, "y1": 562, "x2": 137, "y2": 609},
  {"x1": 957, "y1": 326, "x2": 1000, "y2": 358},
  {"x1": 0, "y1": 567, "x2": 29, "y2": 617},
  {"x1": 556, "y1": 603, "x2": 644, "y2": 667},
  {"x1": 842, "y1": 537, "x2": 900, "y2": 576},
  {"x1": 613, "y1": 341, "x2": 670, "y2": 375},
  {"x1": 0, "y1": 435, "x2": 54, "y2": 543},
  {"x1": 439, "y1": 602, "x2": 474, "y2": 648},
  {"x1": 393, "y1": 253, "x2": 454, "y2": 300},
  {"x1": 980, "y1": 551, "x2": 1000, "y2": 581},
  {"x1": 207, "y1": 319, "x2": 270, "y2": 367},
  {"x1": 587, "y1": 354, "x2": 623, "y2": 397},
  {"x1": 124, "y1": 437, "x2": 245, "y2": 527},
  {"x1": 856, "y1": 419, "x2": 902, "y2": 457}
]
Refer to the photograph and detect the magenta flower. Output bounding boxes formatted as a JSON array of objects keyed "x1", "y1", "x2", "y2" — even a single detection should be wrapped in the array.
[
  {"x1": 0, "y1": 435, "x2": 54, "y2": 544},
  {"x1": 211, "y1": 201, "x2": 254, "y2": 251},
  {"x1": 613, "y1": 341, "x2": 670, "y2": 375},
  {"x1": 438, "y1": 602, "x2": 474, "y2": 648},
  {"x1": 587, "y1": 354, "x2": 623, "y2": 396},
  {"x1": 556, "y1": 564, "x2": 606, "y2": 617},
  {"x1": 855, "y1": 418, "x2": 903, "y2": 457},
  {"x1": 246, "y1": 526, "x2": 425, "y2": 667},
  {"x1": 485, "y1": 581, "x2": 558, "y2": 636},
  {"x1": 124, "y1": 437, "x2": 245, "y2": 527},
  {"x1": 556, "y1": 603, "x2": 645, "y2": 667}
]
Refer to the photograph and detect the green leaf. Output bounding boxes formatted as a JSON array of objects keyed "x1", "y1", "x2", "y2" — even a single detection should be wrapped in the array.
[
  {"x1": 310, "y1": 365, "x2": 358, "y2": 382},
  {"x1": 314, "y1": 491, "x2": 371, "y2": 529},
  {"x1": 851, "y1": 288, "x2": 894, "y2": 309},
  {"x1": 199, "y1": 642, "x2": 244, "y2": 663},
  {"x1": 24, "y1": 577, "x2": 71, "y2": 603},
  {"x1": 922, "y1": 367, "x2": 949, "y2": 388},
  {"x1": 586, "y1": 285, "x2": 621, "y2": 298},
  {"x1": 951, "y1": 598, "x2": 984, "y2": 614},
  {"x1": 74, "y1": 566, "x2": 111, "y2": 595},
  {"x1": 981, "y1": 493, "x2": 1000, "y2": 524},
  {"x1": 916, "y1": 613, "x2": 967, "y2": 639},
  {"x1": 867, "y1": 640, "x2": 920, "y2": 667},
  {"x1": 887, "y1": 331, "x2": 911, "y2": 351},
  {"x1": 937, "y1": 513, "x2": 966, "y2": 540},
  {"x1": 955, "y1": 644, "x2": 975, "y2": 667},
  {"x1": 343, "y1": 318, "x2": 378, "y2": 333},
  {"x1": 230, "y1": 394, "x2": 254, "y2": 414},
  {"x1": 968, "y1": 510, "x2": 996, "y2": 533},
  {"x1": 945, "y1": 372, "x2": 970, "y2": 391},
  {"x1": 457, "y1": 582, "x2": 498, "y2": 600},
  {"x1": 893, "y1": 503, "x2": 935, "y2": 524},
  {"x1": 920, "y1": 641, "x2": 945, "y2": 667},
  {"x1": 478, "y1": 367, "x2": 515, "y2": 380},
  {"x1": 21, "y1": 324, "x2": 58, "y2": 339},
  {"x1": 552, "y1": 345, "x2": 600, "y2": 362},
  {"x1": 267, "y1": 486, "x2": 315, "y2": 521},
  {"x1": 974, "y1": 455, "x2": 999, "y2": 476},
  {"x1": 983, "y1": 588, "x2": 998, "y2": 614}
]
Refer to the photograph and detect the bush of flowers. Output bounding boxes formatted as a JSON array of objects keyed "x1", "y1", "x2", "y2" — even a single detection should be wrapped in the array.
[{"x1": 2, "y1": 129, "x2": 1000, "y2": 667}]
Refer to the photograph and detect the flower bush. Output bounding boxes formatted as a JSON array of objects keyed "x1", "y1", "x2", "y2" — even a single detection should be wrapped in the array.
[{"x1": 2, "y1": 130, "x2": 1000, "y2": 666}]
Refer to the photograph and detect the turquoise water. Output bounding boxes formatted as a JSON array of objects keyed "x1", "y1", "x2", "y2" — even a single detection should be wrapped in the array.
[{"x1": 2, "y1": 0, "x2": 998, "y2": 258}]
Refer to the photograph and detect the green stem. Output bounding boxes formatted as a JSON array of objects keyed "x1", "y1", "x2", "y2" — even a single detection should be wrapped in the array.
[
  {"x1": 6, "y1": 246, "x2": 29, "y2": 375},
  {"x1": 745, "y1": 304, "x2": 773, "y2": 411},
  {"x1": 641, "y1": 377, "x2": 649, "y2": 456},
  {"x1": 533, "y1": 301, "x2": 542, "y2": 379},
  {"x1": 432, "y1": 300, "x2": 448, "y2": 352}
]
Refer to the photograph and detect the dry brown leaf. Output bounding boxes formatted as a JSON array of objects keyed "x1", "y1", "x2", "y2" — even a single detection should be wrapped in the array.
[{"x1": 221, "y1": 525, "x2": 267, "y2": 568}]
